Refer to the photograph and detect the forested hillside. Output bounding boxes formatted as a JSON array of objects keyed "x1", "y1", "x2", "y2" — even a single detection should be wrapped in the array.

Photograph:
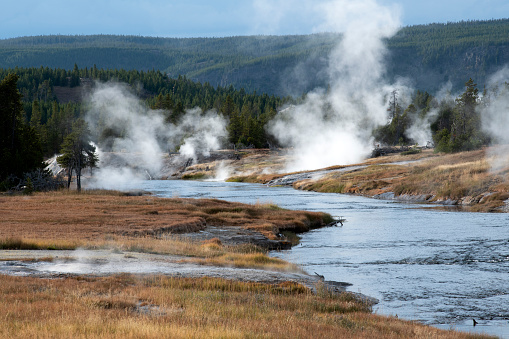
[
  {"x1": 0, "y1": 34, "x2": 335, "y2": 96},
  {"x1": 0, "y1": 66, "x2": 287, "y2": 160},
  {"x1": 1, "y1": 19, "x2": 508, "y2": 95},
  {"x1": 387, "y1": 19, "x2": 509, "y2": 92}
]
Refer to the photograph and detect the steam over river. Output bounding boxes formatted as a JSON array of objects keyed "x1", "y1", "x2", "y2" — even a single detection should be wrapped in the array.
[{"x1": 134, "y1": 180, "x2": 508, "y2": 337}]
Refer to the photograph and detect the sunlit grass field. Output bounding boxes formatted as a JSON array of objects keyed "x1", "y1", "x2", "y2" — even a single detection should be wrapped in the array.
[
  {"x1": 0, "y1": 190, "x2": 495, "y2": 338},
  {"x1": 0, "y1": 274, "x2": 492, "y2": 339},
  {"x1": 0, "y1": 189, "x2": 332, "y2": 241}
]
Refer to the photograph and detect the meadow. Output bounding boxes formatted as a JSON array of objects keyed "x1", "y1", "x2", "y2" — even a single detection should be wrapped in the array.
[{"x1": 0, "y1": 190, "x2": 494, "y2": 338}]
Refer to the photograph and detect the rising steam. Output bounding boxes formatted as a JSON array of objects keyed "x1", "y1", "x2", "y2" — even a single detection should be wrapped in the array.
[
  {"x1": 84, "y1": 82, "x2": 226, "y2": 189},
  {"x1": 268, "y1": 0, "x2": 403, "y2": 172},
  {"x1": 481, "y1": 67, "x2": 509, "y2": 172}
]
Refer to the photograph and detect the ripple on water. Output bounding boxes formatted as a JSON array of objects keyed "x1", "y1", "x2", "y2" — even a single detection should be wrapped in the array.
[{"x1": 135, "y1": 180, "x2": 509, "y2": 338}]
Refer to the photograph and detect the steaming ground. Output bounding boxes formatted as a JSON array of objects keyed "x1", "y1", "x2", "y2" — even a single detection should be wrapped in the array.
[
  {"x1": 268, "y1": 0, "x2": 408, "y2": 172},
  {"x1": 39, "y1": 0, "x2": 509, "y2": 204},
  {"x1": 0, "y1": 249, "x2": 333, "y2": 290},
  {"x1": 84, "y1": 82, "x2": 227, "y2": 189},
  {"x1": 74, "y1": 0, "x2": 509, "y2": 179}
]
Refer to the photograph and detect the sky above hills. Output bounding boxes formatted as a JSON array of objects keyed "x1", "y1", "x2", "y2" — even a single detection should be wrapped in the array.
[{"x1": 1, "y1": 0, "x2": 508, "y2": 39}]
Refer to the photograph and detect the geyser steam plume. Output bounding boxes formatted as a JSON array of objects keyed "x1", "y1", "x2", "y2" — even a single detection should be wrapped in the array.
[
  {"x1": 84, "y1": 82, "x2": 226, "y2": 189},
  {"x1": 482, "y1": 67, "x2": 509, "y2": 172},
  {"x1": 269, "y1": 0, "x2": 402, "y2": 172}
]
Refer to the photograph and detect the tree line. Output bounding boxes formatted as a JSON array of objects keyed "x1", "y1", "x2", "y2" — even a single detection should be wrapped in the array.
[
  {"x1": 0, "y1": 66, "x2": 289, "y2": 156},
  {"x1": 1, "y1": 65, "x2": 504, "y2": 192},
  {"x1": 0, "y1": 66, "x2": 289, "y2": 191}
]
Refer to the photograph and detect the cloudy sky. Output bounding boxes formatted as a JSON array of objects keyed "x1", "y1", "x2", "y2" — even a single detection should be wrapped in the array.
[{"x1": 1, "y1": 0, "x2": 508, "y2": 39}]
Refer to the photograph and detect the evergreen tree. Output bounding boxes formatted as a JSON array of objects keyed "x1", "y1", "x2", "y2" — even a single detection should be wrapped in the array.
[
  {"x1": 57, "y1": 119, "x2": 98, "y2": 192},
  {"x1": 227, "y1": 107, "x2": 242, "y2": 146},
  {"x1": 0, "y1": 73, "x2": 44, "y2": 187},
  {"x1": 69, "y1": 63, "x2": 80, "y2": 87},
  {"x1": 431, "y1": 100, "x2": 455, "y2": 152},
  {"x1": 431, "y1": 78, "x2": 488, "y2": 152},
  {"x1": 221, "y1": 95, "x2": 236, "y2": 118},
  {"x1": 449, "y1": 79, "x2": 485, "y2": 151}
]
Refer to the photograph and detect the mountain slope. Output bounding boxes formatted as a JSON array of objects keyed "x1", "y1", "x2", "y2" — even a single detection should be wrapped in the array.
[{"x1": 1, "y1": 19, "x2": 509, "y2": 95}]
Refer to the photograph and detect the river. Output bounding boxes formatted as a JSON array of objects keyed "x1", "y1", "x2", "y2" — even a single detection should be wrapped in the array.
[{"x1": 135, "y1": 179, "x2": 508, "y2": 338}]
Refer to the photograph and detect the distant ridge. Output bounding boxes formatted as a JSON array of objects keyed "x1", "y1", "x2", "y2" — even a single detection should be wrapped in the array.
[{"x1": 1, "y1": 19, "x2": 509, "y2": 95}]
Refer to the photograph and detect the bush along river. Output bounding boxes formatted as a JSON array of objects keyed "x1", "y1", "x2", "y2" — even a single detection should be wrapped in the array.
[{"x1": 134, "y1": 179, "x2": 509, "y2": 338}]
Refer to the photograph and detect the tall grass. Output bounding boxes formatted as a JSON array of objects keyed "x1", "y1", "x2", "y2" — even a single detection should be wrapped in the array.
[
  {"x1": 293, "y1": 148, "x2": 509, "y2": 212},
  {"x1": 0, "y1": 274, "x2": 489, "y2": 339},
  {"x1": 0, "y1": 237, "x2": 79, "y2": 250},
  {"x1": 0, "y1": 191, "x2": 333, "y2": 242}
]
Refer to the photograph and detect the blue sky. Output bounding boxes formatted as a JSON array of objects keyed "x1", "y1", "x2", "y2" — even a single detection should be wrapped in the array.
[{"x1": 1, "y1": 0, "x2": 508, "y2": 39}]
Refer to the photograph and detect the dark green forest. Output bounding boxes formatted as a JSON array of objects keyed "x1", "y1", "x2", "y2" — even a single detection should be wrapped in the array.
[
  {"x1": 0, "y1": 66, "x2": 290, "y2": 189},
  {"x1": 0, "y1": 66, "x2": 287, "y2": 158},
  {"x1": 1, "y1": 19, "x2": 508, "y2": 95}
]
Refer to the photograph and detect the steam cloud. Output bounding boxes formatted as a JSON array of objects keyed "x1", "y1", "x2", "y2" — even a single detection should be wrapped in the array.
[
  {"x1": 85, "y1": 82, "x2": 226, "y2": 189},
  {"x1": 481, "y1": 67, "x2": 509, "y2": 172},
  {"x1": 482, "y1": 67, "x2": 509, "y2": 144},
  {"x1": 268, "y1": 0, "x2": 403, "y2": 172}
]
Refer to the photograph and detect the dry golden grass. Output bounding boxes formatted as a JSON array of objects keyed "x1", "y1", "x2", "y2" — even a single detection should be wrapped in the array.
[
  {"x1": 295, "y1": 164, "x2": 410, "y2": 195},
  {"x1": 0, "y1": 190, "x2": 332, "y2": 241},
  {"x1": 281, "y1": 148, "x2": 509, "y2": 212},
  {"x1": 0, "y1": 190, "x2": 333, "y2": 271},
  {"x1": 184, "y1": 245, "x2": 304, "y2": 272},
  {"x1": 0, "y1": 274, "x2": 491, "y2": 339},
  {"x1": 0, "y1": 178, "x2": 496, "y2": 337}
]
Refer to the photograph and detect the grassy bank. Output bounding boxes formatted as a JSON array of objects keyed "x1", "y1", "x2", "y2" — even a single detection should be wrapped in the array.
[
  {"x1": 0, "y1": 190, "x2": 495, "y2": 338},
  {"x1": 222, "y1": 148, "x2": 509, "y2": 212},
  {"x1": 294, "y1": 149, "x2": 509, "y2": 212},
  {"x1": 0, "y1": 274, "x2": 491, "y2": 339},
  {"x1": 0, "y1": 190, "x2": 332, "y2": 241},
  {"x1": 0, "y1": 190, "x2": 335, "y2": 271}
]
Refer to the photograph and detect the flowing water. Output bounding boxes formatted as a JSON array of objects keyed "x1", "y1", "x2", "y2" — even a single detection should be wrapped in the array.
[{"x1": 133, "y1": 180, "x2": 508, "y2": 337}]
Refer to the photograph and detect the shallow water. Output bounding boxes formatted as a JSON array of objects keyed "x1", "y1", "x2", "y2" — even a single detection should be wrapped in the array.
[{"x1": 128, "y1": 180, "x2": 509, "y2": 337}]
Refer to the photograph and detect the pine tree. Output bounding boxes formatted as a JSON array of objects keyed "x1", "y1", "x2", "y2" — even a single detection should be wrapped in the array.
[
  {"x1": 221, "y1": 95, "x2": 236, "y2": 118},
  {"x1": 30, "y1": 99, "x2": 43, "y2": 136},
  {"x1": 57, "y1": 119, "x2": 98, "y2": 192},
  {"x1": 0, "y1": 73, "x2": 44, "y2": 186},
  {"x1": 450, "y1": 78, "x2": 484, "y2": 151}
]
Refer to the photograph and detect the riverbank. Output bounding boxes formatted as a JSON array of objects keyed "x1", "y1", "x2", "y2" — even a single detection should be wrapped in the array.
[
  {"x1": 0, "y1": 190, "x2": 491, "y2": 338},
  {"x1": 200, "y1": 147, "x2": 509, "y2": 213},
  {"x1": 0, "y1": 272, "x2": 488, "y2": 339}
]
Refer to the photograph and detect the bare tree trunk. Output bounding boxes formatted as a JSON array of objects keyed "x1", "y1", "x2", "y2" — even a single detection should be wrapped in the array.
[
  {"x1": 76, "y1": 168, "x2": 81, "y2": 192},
  {"x1": 67, "y1": 168, "x2": 73, "y2": 189},
  {"x1": 76, "y1": 155, "x2": 82, "y2": 193}
]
